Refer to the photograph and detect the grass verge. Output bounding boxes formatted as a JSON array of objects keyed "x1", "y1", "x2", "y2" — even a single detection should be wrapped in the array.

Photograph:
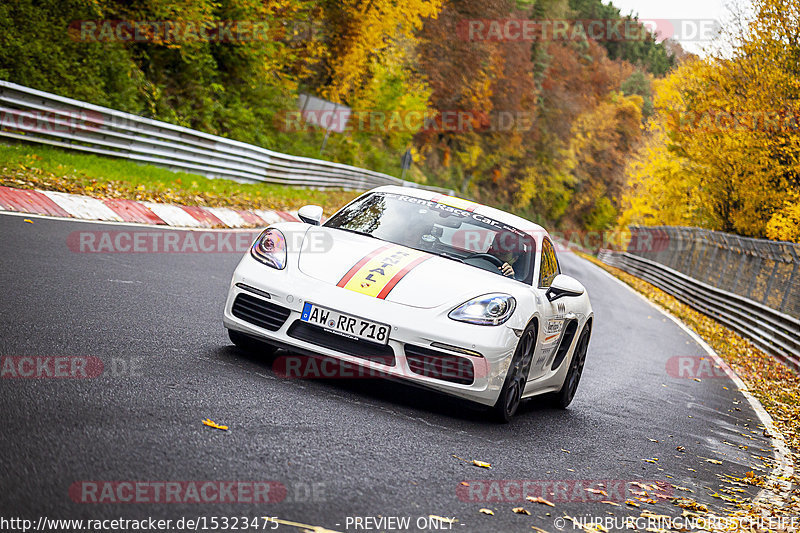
[
  {"x1": 0, "y1": 143, "x2": 360, "y2": 214},
  {"x1": 577, "y1": 251, "x2": 799, "y2": 528}
]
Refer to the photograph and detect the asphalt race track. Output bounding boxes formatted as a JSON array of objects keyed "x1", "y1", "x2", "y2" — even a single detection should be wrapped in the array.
[{"x1": 0, "y1": 213, "x2": 776, "y2": 532}]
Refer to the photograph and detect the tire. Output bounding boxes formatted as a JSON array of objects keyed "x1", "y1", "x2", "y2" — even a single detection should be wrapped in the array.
[
  {"x1": 228, "y1": 329, "x2": 278, "y2": 356},
  {"x1": 492, "y1": 322, "x2": 537, "y2": 423},
  {"x1": 551, "y1": 325, "x2": 590, "y2": 409}
]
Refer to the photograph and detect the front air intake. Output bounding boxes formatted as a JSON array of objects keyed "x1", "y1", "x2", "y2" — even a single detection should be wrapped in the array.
[
  {"x1": 286, "y1": 321, "x2": 396, "y2": 366},
  {"x1": 231, "y1": 293, "x2": 291, "y2": 332},
  {"x1": 404, "y1": 345, "x2": 475, "y2": 385}
]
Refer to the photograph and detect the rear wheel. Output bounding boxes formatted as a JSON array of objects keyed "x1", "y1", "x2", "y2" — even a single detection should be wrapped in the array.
[
  {"x1": 551, "y1": 326, "x2": 590, "y2": 409},
  {"x1": 492, "y1": 323, "x2": 537, "y2": 423},
  {"x1": 228, "y1": 329, "x2": 278, "y2": 356}
]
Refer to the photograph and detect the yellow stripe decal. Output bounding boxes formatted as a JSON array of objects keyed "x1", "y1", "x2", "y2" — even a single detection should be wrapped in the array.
[{"x1": 337, "y1": 244, "x2": 430, "y2": 298}]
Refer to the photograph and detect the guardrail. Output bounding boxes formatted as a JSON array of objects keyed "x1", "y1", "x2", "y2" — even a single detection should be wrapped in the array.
[
  {"x1": 598, "y1": 250, "x2": 800, "y2": 370},
  {"x1": 0, "y1": 80, "x2": 452, "y2": 193},
  {"x1": 625, "y1": 226, "x2": 799, "y2": 318}
]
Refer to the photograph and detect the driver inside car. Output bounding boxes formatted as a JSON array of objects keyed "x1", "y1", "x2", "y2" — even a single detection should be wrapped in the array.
[{"x1": 488, "y1": 233, "x2": 523, "y2": 279}]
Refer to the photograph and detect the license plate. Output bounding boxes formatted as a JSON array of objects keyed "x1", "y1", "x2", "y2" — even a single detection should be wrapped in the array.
[{"x1": 301, "y1": 303, "x2": 391, "y2": 345}]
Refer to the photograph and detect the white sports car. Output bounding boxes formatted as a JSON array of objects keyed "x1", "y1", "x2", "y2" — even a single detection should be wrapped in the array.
[{"x1": 223, "y1": 186, "x2": 593, "y2": 421}]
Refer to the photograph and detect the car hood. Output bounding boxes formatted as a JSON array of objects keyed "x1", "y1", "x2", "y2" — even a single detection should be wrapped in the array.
[{"x1": 298, "y1": 226, "x2": 519, "y2": 309}]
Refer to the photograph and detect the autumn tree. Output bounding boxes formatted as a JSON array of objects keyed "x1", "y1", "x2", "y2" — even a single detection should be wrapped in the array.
[
  {"x1": 319, "y1": 0, "x2": 444, "y2": 103},
  {"x1": 620, "y1": 0, "x2": 800, "y2": 241}
]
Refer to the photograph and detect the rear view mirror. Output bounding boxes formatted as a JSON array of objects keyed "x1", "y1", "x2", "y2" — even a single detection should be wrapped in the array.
[
  {"x1": 546, "y1": 274, "x2": 585, "y2": 302},
  {"x1": 298, "y1": 205, "x2": 323, "y2": 225}
]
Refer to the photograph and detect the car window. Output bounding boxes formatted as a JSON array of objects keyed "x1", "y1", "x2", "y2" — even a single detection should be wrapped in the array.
[
  {"x1": 539, "y1": 238, "x2": 560, "y2": 288},
  {"x1": 325, "y1": 192, "x2": 536, "y2": 283}
]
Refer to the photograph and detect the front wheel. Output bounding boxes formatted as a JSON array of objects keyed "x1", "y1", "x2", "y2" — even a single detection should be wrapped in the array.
[
  {"x1": 551, "y1": 326, "x2": 590, "y2": 409},
  {"x1": 228, "y1": 329, "x2": 278, "y2": 356},
  {"x1": 492, "y1": 323, "x2": 537, "y2": 422}
]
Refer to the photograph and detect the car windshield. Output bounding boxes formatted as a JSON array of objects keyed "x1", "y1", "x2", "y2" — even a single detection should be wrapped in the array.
[{"x1": 325, "y1": 192, "x2": 535, "y2": 283}]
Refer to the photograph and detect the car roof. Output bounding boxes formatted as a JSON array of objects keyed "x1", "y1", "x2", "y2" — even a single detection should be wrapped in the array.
[{"x1": 369, "y1": 185, "x2": 548, "y2": 239}]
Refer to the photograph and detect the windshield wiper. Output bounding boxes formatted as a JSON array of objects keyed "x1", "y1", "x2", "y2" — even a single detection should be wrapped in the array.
[
  {"x1": 335, "y1": 227, "x2": 377, "y2": 239},
  {"x1": 436, "y1": 252, "x2": 465, "y2": 264}
]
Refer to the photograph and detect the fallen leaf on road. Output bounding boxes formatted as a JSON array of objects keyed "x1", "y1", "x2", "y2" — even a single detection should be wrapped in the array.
[
  {"x1": 23, "y1": 219, "x2": 33, "y2": 223},
  {"x1": 672, "y1": 498, "x2": 709, "y2": 513},
  {"x1": 513, "y1": 507, "x2": 531, "y2": 515},
  {"x1": 526, "y1": 496, "x2": 555, "y2": 507},
  {"x1": 202, "y1": 418, "x2": 228, "y2": 431},
  {"x1": 625, "y1": 500, "x2": 640, "y2": 507},
  {"x1": 585, "y1": 488, "x2": 608, "y2": 496},
  {"x1": 452, "y1": 455, "x2": 491, "y2": 468},
  {"x1": 531, "y1": 527, "x2": 549, "y2": 533},
  {"x1": 600, "y1": 501, "x2": 620, "y2": 506},
  {"x1": 479, "y1": 509, "x2": 494, "y2": 516},
  {"x1": 711, "y1": 492, "x2": 742, "y2": 503},
  {"x1": 460, "y1": 482, "x2": 469, "y2": 486},
  {"x1": 706, "y1": 459, "x2": 722, "y2": 465}
]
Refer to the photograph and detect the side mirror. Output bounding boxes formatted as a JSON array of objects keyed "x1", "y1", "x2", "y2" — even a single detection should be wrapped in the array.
[
  {"x1": 546, "y1": 274, "x2": 585, "y2": 302},
  {"x1": 298, "y1": 205, "x2": 323, "y2": 226}
]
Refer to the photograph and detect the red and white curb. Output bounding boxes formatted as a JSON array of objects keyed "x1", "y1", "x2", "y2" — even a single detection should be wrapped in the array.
[{"x1": 0, "y1": 186, "x2": 298, "y2": 228}]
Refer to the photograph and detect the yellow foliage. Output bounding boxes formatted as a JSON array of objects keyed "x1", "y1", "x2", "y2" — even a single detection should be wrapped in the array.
[
  {"x1": 766, "y1": 195, "x2": 800, "y2": 242},
  {"x1": 322, "y1": 0, "x2": 444, "y2": 103},
  {"x1": 620, "y1": 0, "x2": 800, "y2": 240}
]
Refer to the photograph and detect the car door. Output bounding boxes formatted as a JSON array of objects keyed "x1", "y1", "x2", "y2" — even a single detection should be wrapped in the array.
[{"x1": 527, "y1": 237, "x2": 568, "y2": 381}]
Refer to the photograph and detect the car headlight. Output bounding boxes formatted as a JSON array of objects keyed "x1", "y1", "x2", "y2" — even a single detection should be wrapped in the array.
[
  {"x1": 251, "y1": 228, "x2": 287, "y2": 269},
  {"x1": 448, "y1": 294, "x2": 516, "y2": 326}
]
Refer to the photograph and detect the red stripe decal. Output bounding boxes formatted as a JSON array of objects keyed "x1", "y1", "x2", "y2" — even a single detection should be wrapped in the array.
[
  {"x1": 336, "y1": 244, "x2": 394, "y2": 288},
  {"x1": 376, "y1": 255, "x2": 430, "y2": 299}
]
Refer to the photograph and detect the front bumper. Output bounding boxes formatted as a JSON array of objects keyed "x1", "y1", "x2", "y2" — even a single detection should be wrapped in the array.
[{"x1": 223, "y1": 254, "x2": 521, "y2": 406}]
